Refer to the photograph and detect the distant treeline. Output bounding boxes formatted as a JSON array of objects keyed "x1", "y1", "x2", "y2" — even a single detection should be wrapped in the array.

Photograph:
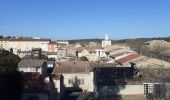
[
  {"x1": 116, "y1": 36, "x2": 170, "y2": 43},
  {"x1": 68, "y1": 36, "x2": 170, "y2": 44},
  {"x1": 68, "y1": 38, "x2": 104, "y2": 44}
]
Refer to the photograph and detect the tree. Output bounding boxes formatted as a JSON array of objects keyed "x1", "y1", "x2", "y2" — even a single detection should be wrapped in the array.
[
  {"x1": 0, "y1": 49, "x2": 21, "y2": 73},
  {"x1": 79, "y1": 56, "x2": 88, "y2": 61},
  {"x1": 0, "y1": 49, "x2": 23, "y2": 100}
]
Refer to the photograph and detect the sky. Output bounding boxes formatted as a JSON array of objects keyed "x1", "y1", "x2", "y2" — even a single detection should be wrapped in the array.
[{"x1": 0, "y1": 0, "x2": 170, "y2": 40}]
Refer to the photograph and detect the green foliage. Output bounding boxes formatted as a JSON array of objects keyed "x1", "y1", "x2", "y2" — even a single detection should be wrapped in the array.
[
  {"x1": 0, "y1": 49, "x2": 21, "y2": 74},
  {"x1": 69, "y1": 57, "x2": 79, "y2": 61},
  {"x1": 146, "y1": 93, "x2": 154, "y2": 100},
  {"x1": 69, "y1": 56, "x2": 88, "y2": 61},
  {"x1": 86, "y1": 96, "x2": 95, "y2": 100},
  {"x1": 0, "y1": 49, "x2": 23, "y2": 100},
  {"x1": 40, "y1": 54, "x2": 48, "y2": 60},
  {"x1": 80, "y1": 56, "x2": 88, "y2": 61},
  {"x1": 68, "y1": 38, "x2": 103, "y2": 44},
  {"x1": 47, "y1": 57, "x2": 56, "y2": 61}
]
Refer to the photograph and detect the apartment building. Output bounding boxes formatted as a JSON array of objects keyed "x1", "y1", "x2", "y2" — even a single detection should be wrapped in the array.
[{"x1": 0, "y1": 37, "x2": 50, "y2": 54}]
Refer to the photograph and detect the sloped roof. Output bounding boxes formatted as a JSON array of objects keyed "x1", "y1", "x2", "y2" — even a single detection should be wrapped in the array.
[
  {"x1": 115, "y1": 53, "x2": 140, "y2": 64},
  {"x1": 46, "y1": 52, "x2": 57, "y2": 55},
  {"x1": 18, "y1": 59, "x2": 45, "y2": 68},
  {"x1": 110, "y1": 52, "x2": 132, "y2": 58},
  {"x1": 51, "y1": 73, "x2": 63, "y2": 80},
  {"x1": 89, "y1": 62, "x2": 116, "y2": 71},
  {"x1": 75, "y1": 47, "x2": 85, "y2": 52},
  {"x1": 22, "y1": 73, "x2": 50, "y2": 93},
  {"x1": 53, "y1": 61, "x2": 90, "y2": 73}
]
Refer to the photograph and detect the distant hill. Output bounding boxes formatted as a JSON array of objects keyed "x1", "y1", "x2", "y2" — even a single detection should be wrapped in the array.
[
  {"x1": 68, "y1": 38, "x2": 104, "y2": 44},
  {"x1": 116, "y1": 36, "x2": 170, "y2": 43},
  {"x1": 68, "y1": 36, "x2": 170, "y2": 44}
]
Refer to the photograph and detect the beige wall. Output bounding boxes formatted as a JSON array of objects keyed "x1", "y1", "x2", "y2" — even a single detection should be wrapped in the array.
[
  {"x1": 19, "y1": 67, "x2": 42, "y2": 73},
  {"x1": 63, "y1": 73, "x2": 91, "y2": 91},
  {"x1": 0, "y1": 40, "x2": 50, "y2": 54},
  {"x1": 102, "y1": 40, "x2": 111, "y2": 47},
  {"x1": 97, "y1": 85, "x2": 144, "y2": 97},
  {"x1": 0, "y1": 41, "x2": 10, "y2": 50},
  {"x1": 9, "y1": 41, "x2": 49, "y2": 53}
]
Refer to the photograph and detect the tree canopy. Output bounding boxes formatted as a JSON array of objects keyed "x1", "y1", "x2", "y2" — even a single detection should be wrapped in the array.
[
  {"x1": 0, "y1": 49, "x2": 21, "y2": 74},
  {"x1": 0, "y1": 49, "x2": 22, "y2": 100}
]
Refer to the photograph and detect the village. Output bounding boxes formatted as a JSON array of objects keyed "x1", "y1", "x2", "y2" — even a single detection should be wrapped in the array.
[{"x1": 1, "y1": 34, "x2": 170, "y2": 100}]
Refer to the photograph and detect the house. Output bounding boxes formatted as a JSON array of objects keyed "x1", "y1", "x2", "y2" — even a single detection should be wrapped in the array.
[
  {"x1": 92, "y1": 66, "x2": 145, "y2": 99},
  {"x1": 57, "y1": 48, "x2": 66, "y2": 59},
  {"x1": 52, "y1": 61, "x2": 94, "y2": 92},
  {"x1": 56, "y1": 40, "x2": 69, "y2": 47},
  {"x1": 48, "y1": 42, "x2": 57, "y2": 52},
  {"x1": 91, "y1": 66, "x2": 170, "y2": 100},
  {"x1": 64, "y1": 44, "x2": 76, "y2": 57},
  {"x1": 75, "y1": 47, "x2": 84, "y2": 57},
  {"x1": 20, "y1": 73, "x2": 64, "y2": 100},
  {"x1": 52, "y1": 61, "x2": 117, "y2": 92},
  {"x1": 75, "y1": 46, "x2": 106, "y2": 61},
  {"x1": 52, "y1": 61, "x2": 154, "y2": 99},
  {"x1": 18, "y1": 59, "x2": 47, "y2": 74},
  {"x1": 17, "y1": 51, "x2": 32, "y2": 58}
]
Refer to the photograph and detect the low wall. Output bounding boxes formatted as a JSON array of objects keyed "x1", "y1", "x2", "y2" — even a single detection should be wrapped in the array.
[{"x1": 96, "y1": 85, "x2": 144, "y2": 96}]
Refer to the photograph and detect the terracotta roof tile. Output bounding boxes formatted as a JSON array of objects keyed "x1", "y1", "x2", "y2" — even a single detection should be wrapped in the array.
[
  {"x1": 18, "y1": 59, "x2": 45, "y2": 68},
  {"x1": 53, "y1": 61, "x2": 90, "y2": 73},
  {"x1": 22, "y1": 73, "x2": 50, "y2": 93},
  {"x1": 115, "y1": 53, "x2": 140, "y2": 64}
]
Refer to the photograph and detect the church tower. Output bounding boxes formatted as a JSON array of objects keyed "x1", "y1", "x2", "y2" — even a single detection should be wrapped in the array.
[{"x1": 102, "y1": 34, "x2": 111, "y2": 47}]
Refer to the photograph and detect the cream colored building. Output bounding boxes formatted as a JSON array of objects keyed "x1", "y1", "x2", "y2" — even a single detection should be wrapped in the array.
[
  {"x1": 0, "y1": 39, "x2": 10, "y2": 50},
  {"x1": 52, "y1": 61, "x2": 94, "y2": 92},
  {"x1": 0, "y1": 37, "x2": 50, "y2": 54}
]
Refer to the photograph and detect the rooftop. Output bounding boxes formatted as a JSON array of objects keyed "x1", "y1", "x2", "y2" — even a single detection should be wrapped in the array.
[
  {"x1": 53, "y1": 61, "x2": 90, "y2": 73},
  {"x1": 115, "y1": 53, "x2": 140, "y2": 64},
  {"x1": 22, "y1": 73, "x2": 50, "y2": 93},
  {"x1": 18, "y1": 59, "x2": 45, "y2": 68},
  {"x1": 0, "y1": 36, "x2": 50, "y2": 41}
]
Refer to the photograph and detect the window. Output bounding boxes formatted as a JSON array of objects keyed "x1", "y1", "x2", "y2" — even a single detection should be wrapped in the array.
[
  {"x1": 68, "y1": 78, "x2": 84, "y2": 85},
  {"x1": 144, "y1": 84, "x2": 149, "y2": 95},
  {"x1": 80, "y1": 79, "x2": 84, "y2": 85},
  {"x1": 144, "y1": 83, "x2": 156, "y2": 96}
]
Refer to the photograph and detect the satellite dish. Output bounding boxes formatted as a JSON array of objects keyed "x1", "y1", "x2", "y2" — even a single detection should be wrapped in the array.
[{"x1": 44, "y1": 76, "x2": 50, "y2": 84}]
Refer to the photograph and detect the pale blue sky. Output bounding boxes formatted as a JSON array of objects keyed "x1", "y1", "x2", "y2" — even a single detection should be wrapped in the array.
[{"x1": 0, "y1": 0, "x2": 170, "y2": 40}]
